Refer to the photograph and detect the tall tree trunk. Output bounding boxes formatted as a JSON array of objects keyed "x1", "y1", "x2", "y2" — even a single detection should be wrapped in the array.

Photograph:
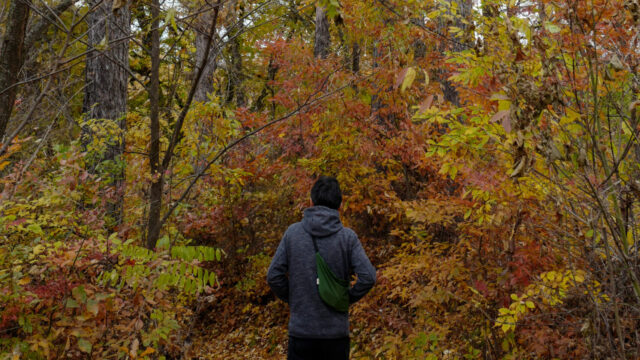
[
  {"x1": 83, "y1": 0, "x2": 130, "y2": 226},
  {"x1": 226, "y1": 28, "x2": 246, "y2": 107},
  {"x1": 146, "y1": 0, "x2": 162, "y2": 249},
  {"x1": 437, "y1": 0, "x2": 472, "y2": 106},
  {"x1": 146, "y1": 0, "x2": 222, "y2": 248},
  {"x1": 352, "y1": 42, "x2": 360, "y2": 73},
  {"x1": 194, "y1": 10, "x2": 218, "y2": 102},
  {"x1": 226, "y1": 3, "x2": 246, "y2": 107},
  {"x1": 0, "y1": 0, "x2": 31, "y2": 142},
  {"x1": 314, "y1": 5, "x2": 330, "y2": 59},
  {"x1": 370, "y1": 43, "x2": 382, "y2": 120}
]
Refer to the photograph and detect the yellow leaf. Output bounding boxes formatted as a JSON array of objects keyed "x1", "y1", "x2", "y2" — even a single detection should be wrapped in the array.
[
  {"x1": 401, "y1": 67, "x2": 417, "y2": 93},
  {"x1": 525, "y1": 301, "x2": 535, "y2": 309},
  {"x1": 501, "y1": 323, "x2": 511, "y2": 332},
  {"x1": 33, "y1": 245, "x2": 45, "y2": 255},
  {"x1": 422, "y1": 70, "x2": 430, "y2": 87},
  {"x1": 18, "y1": 276, "x2": 31, "y2": 285},
  {"x1": 547, "y1": 272, "x2": 555, "y2": 281},
  {"x1": 0, "y1": 161, "x2": 10, "y2": 171}
]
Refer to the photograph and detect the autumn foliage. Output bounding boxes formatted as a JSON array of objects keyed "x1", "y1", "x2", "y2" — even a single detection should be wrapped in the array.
[{"x1": 1, "y1": 0, "x2": 639, "y2": 358}]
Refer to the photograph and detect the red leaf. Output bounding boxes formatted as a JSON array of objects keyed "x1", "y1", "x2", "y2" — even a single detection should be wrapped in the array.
[
  {"x1": 394, "y1": 68, "x2": 409, "y2": 90},
  {"x1": 418, "y1": 95, "x2": 434, "y2": 113}
]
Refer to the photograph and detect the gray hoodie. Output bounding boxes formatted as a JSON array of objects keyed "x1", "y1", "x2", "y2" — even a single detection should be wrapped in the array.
[{"x1": 267, "y1": 206, "x2": 376, "y2": 339}]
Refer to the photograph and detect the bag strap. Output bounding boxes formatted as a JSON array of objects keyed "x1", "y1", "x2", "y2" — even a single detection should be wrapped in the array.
[
  {"x1": 310, "y1": 234, "x2": 319, "y2": 253},
  {"x1": 308, "y1": 231, "x2": 348, "y2": 283}
]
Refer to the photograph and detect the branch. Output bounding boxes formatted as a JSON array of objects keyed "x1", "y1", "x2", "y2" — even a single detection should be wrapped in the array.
[
  {"x1": 160, "y1": 0, "x2": 223, "y2": 172},
  {"x1": 158, "y1": 79, "x2": 358, "y2": 228},
  {"x1": 24, "y1": 0, "x2": 74, "y2": 49},
  {"x1": 374, "y1": 0, "x2": 472, "y2": 51}
]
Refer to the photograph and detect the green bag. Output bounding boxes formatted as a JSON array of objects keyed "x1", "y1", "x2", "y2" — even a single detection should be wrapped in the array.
[{"x1": 311, "y1": 235, "x2": 350, "y2": 313}]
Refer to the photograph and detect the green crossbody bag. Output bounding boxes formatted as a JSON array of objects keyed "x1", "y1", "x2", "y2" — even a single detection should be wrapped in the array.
[{"x1": 311, "y1": 234, "x2": 350, "y2": 313}]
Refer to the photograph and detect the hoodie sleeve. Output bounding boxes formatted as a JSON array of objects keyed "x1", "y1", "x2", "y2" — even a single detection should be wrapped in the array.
[
  {"x1": 267, "y1": 232, "x2": 289, "y2": 303},
  {"x1": 348, "y1": 232, "x2": 376, "y2": 304}
]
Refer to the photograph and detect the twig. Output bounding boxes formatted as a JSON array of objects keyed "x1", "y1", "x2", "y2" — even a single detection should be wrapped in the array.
[{"x1": 158, "y1": 78, "x2": 361, "y2": 228}]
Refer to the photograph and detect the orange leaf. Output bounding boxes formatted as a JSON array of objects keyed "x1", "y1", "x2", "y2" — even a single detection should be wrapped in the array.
[{"x1": 139, "y1": 347, "x2": 155, "y2": 357}]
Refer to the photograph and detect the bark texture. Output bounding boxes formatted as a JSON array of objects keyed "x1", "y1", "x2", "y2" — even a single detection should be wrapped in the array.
[
  {"x1": 224, "y1": 2, "x2": 245, "y2": 107},
  {"x1": 83, "y1": 0, "x2": 130, "y2": 226},
  {"x1": 0, "y1": 0, "x2": 31, "y2": 141},
  {"x1": 194, "y1": 10, "x2": 219, "y2": 102},
  {"x1": 83, "y1": 0, "x2": 130, "y2": 123},
  {"x1": 226, "y1": 32, "x2": 246, "y2": 106},
  {"x1": 314, "y1": 5, "x2": 330, "y2": 59}
]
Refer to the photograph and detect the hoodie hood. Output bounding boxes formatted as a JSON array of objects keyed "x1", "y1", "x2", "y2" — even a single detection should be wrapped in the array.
[{"x1": 301, "y1": 206, "x2": 343, "y2": 237}]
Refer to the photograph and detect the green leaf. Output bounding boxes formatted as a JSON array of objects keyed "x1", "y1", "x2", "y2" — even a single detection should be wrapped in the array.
[
  {"x1": 65, "y1": 298, "x2": 79, "y2": 308},
  {"x1": 215, "y1": 248, "x2": 221, "y2": 262},
  {"x1": 27, "y1": 223, "x2": 43, "y2": 235},
  {"x1": 72, "y1": 285, "x2": 87, "y2": 304},
  {"x1": 156, "y1": 236, "x2": 170, "y2": 250},
  {"x1": 544, "y1": 21, "x2": 561, "y2": 34},
  {"x1": 87, "y1": 299, "x2": 99, "y2": 315},
  {"x1": 77, "y1": 338, "x2": 92, "y2": 353}
]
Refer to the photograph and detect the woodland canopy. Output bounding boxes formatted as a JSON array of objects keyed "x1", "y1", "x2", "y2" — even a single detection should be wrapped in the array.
[{"x1": 0, "y1": 0, "x2": 639, "y2": 358}]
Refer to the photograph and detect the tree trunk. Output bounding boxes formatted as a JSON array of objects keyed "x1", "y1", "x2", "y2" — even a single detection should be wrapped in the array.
[
  {"x1": 370, "y1": 43, "x2": 383, "y2": 123},
  {"x1": 226, "y1": 31, "x2": 246, "y2": 107},
  {"x1": 84, "y1": 0, "x2": 130, "y2": 124},
  {"x1": 83, "y1": 0, "x2": 130, "y2": 225},
  {"x1": 225, "y1": 3, "x2": 246, "y2": 107},
  {"x1": 314, "y1": 5, "x2": 330, "y2": 59},
  {"x1": 437, "y1": 0, "x2": 472, "y2": 106},
  {"x1": 0, "y1": 0, "x2": 31, "y2": 141},
  {"x1": 146, "y1": 0, "x2": 162, "y2": 249},
  {"x1": 352, "y1": 42, "x2": 360, "y2": 73},
  {"x1": 194, "y1": 11, "x2": 218, "y2": 102}
]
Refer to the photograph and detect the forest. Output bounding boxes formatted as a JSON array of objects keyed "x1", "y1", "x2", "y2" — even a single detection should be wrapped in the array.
[{"x1": 0, "y1": 0, "x2": 639, "y2": 358}]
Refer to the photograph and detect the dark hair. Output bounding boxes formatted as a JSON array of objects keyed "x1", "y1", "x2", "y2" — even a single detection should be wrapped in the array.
[{"x1": 310, "y1": 176, "x2": 342, "y2": 210}]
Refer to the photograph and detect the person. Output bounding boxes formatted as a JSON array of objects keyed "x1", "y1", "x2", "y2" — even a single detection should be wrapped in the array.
[{"x1": 267, "y1": 176, "x2": 377, "y2": 360}]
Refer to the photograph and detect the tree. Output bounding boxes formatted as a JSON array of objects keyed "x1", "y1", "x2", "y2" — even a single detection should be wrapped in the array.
[
  {"x1": 0, "y1": 0, "x2": 31, "y2": 141},
  {"x1": 83, "y1": 0, "x2": 131, "y2": 225},
  {"x1": 83, "y1": 1, "x2": 130, "y2": 123},
  {"x1": 224, "y1": 2, "x2": 246, "y2": 107},
  {"x1": 146, "y1": 0, "x2": 223, "y2": 249},
  {"x1": 314, "y1": 5, "x2": 330, "y2": 59},
  {"x1": 193, "y1": 8, "x2": 219, "y2": 102},
  {"x1": 437, "y1": 0, "x2": 472, "y2": 106}
]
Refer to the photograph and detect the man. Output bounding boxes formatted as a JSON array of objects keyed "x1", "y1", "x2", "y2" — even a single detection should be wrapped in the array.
[{"x1": 267, "y1": 176, "x2": 377, "y2": 360}]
